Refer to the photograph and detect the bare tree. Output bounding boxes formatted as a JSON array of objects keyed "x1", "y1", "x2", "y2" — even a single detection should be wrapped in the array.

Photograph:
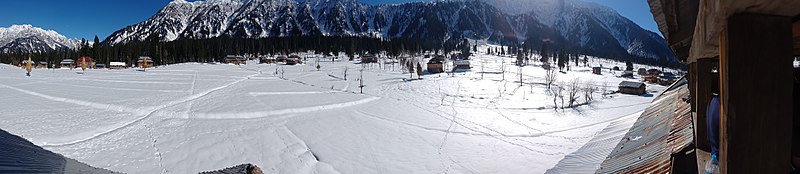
[
  {"x1": 407, "y1": 61, "x2": 414, "y2": 79},
  {"x1": 584, "y1": 80, "x2": 596, "y2": 102},
  {"x1": 416, "y1": 62, "x2": 423, "y2": 80},
  {"x1": 518, "y1": 66, "x2": 524, "y2": 86},
  {"x1": 344, "y1": 66, "x2": 348, "y2": 80},
  {"x1": 501, "y1": 58, "x2": 506, "y2": 81},
  {"x1": 568, "y1": 79, "x2": 580, "y2": 108},
  {"x1": 545, "y1": 67, "x2": 558, "y2": 89},
  {"x1": 552, "y1": 81, "x2": 563, "y2": 110}
]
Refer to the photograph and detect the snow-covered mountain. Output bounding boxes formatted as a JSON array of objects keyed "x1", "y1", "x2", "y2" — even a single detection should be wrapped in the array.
[
  {"x1": 0, "y1": 24, "x2": 80, "y2": 53},
  {"x1": 105, "y1": 0, "x2": 675, "y2": 60},
  {"x1": 485, "y1": 0, "x2": 674, "y2": 60}
]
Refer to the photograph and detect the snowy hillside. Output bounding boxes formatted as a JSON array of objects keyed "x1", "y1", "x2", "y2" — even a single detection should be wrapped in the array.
[
  {"x1": 0, "y1": 44, "x2": 676, "y2": 173},
  {"x1": 0, "y1": 24, "x2": 80, "y2": 53},
  {"x1": 105, "y1": 0, "x2": 675, "y2": 61}
]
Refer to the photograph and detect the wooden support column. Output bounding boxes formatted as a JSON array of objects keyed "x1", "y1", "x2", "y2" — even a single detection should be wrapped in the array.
[
  {"x1": 719, "y1": 13, "x2": 795, "y2": 174},
  {"x1": 695, "y1": 58, "x2": 715, "y2": 152},
  {"x1": 689, "y1": 62, "x2": 698, "y2": 112}
]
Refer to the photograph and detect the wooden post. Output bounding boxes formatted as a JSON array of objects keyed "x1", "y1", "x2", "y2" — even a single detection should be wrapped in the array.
[
  {"x1": 719, "y1": 13, "x2": 794, "y2": 174},
  {"x1": 694, "y1": 58, "x2": 716, "y2": 152}
]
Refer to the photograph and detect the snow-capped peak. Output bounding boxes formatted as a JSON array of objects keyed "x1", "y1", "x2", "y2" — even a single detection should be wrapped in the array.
[{"x1": 0, "y1": 24, "x2": 80, "y2": 53}]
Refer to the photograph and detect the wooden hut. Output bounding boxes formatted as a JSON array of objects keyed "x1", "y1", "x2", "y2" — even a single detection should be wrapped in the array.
[
  {"x1": 109, "y1": 62, "x2": 127, "y2": 69},
  {"x1": 36, "y1": 61, "x2": 47, "y2": 68},
  {"x1": 360, "y1": 55, "x2": 378, "y2": 63},
  {"x1": 286, "y1": 55, "x2": 302, "y2": 65},
  {"x1": 638, "y1": 68, "x2": 648, "y2": 76},
  {"x1": 59, "y1": 59, "x2": 74, "y2": 69},
  {"x1": 261, "y1": 56, "x2": 276, "y2": 64},
  {"x1": 76, "y1": 57, "x2": 95, "y2": 69},
  {"x1": 224, "y1": 55, "x2": 246, "y2": 65},
  {"x1": 137, "y1": 57, "x2": 153, "y2": 68},
  {"x1": 621, "y1": 70, "x2": 635, "y2": 78},
  {"x1": 427, "y1": 55, "x2": 444, "y2": 73},
  {"x1": 275, "y1": 55, "x2": 288, "y2": 63},
  {"x1": 647, "y1": 69, "x2": 661, "y2": 76},
  {"x1": 627, "y1": 0, "x2": 800, "y2": 173},
  {"x1": 618, "y1": 81, "x2": 646, "y2": 95},
  {"x1": 592, "y1": 67, "x2": 602, "y2": 75}
]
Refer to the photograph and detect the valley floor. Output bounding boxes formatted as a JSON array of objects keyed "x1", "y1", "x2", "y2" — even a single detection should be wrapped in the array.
[{"x1": 0, "y1": 48, "x2": 667, "y2": 173}]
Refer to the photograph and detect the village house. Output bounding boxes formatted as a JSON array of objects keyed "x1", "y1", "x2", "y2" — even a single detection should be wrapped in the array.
[
  {"x1": 36, "y1": 61, "x2": 48, "y2": 68},
  {"x1": 137, "y1": 57, "x2": 153, "y2": 67},
  {"x1": 592, "y1": 67, "x2": 602, "y2": 75},
  {"x1": 360, "y1": 55, "x2": 378, "y2": 63},
  {"x1": 60, "y1": 59, "x2": 74, "y2": 69},
  {"x1": 275, "y1": 55, "x2": 288, "y2": 63},
  {"x1": 426, "y1": 55, "x2": 445, "y2": 73},
  {"x1": 224, "y1": 55, "x2": 246, "y2": 65},
  {"x1": 109, "y1": 62, "x2": 127, "y2": 69},
  {"x1": 286, "y1": 55, "x2": 302, "y2": 65},
  {"x1": 261, "y1": 56, "x2": 276, "y2": 64},
  {"x1": 618, "y1": 81, "x2": 646, "y2": 95},
  {"x1": 76, "y1": 57, "x2": 95, "y2": 69}
]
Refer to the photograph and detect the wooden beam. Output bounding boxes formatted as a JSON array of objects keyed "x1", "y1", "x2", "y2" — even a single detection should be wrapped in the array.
[
  {"x1": 793, "y1": 21, "x2": 799, "y2": 55},
  {"x1": 719, "y1": 13, "x2": 794, "y2": 174}
]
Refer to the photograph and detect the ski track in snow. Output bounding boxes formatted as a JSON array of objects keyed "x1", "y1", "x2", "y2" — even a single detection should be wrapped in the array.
[
  {"x1": 248, "y1": 91, "x2": 340, "y2": 96},
  {"x1": 39, "y1": 71, "x2": 262, "y2": 147},
  {"x1": 0, "y1": 83, "x2": 146, "y2": 115},
  {"x1": 191, "y1": 97, "x2": 380, "y2": 120}
]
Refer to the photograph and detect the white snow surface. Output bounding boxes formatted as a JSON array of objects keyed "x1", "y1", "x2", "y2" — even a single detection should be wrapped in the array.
[{"x1": 0, "y1": 45, "x2": 669, "y2": 173}]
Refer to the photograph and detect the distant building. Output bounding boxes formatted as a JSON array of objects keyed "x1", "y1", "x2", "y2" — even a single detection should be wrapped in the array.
[
  {"x1": 618, "y1": 81, "x2": 646, "y2": 95},
  {"x1": 60, "y1": 59, "x2": 74, "y2": 69},
  {"x1": 622, "y1": 70, "x2": 635, "y2": 78},
  {"x1": 592, "y1": 67, "x2": 602, "y2": 75},
  {"x1": 638, "y1": 68, "x2": 648, "y2": 76},
  {"x1": 76, "y1": 57, "x2": 95, "y2": 69},
  {"x1": 658, "y1": 72, "x2": 678, "y2": 86},
  {"x1": 261, "y1": 56, "x2": 276, "y2": 64},
  {"x1": 647, "y1": 69, "x2": 662, "y2": 76},
  {"x1": 275, "y1": 55, "x2": 289, "y2": 63},
  {"x1": 224, "y1": 55, "x2": 246, "y2": 65},
  {"x1": 286, "y1": 55, "x2": 302, "y2": 65},
  {"x1": 360, "y1": 55, "x2": 378, "y2": 63},
  {"x1": 37, "y1": 61, "x2": 47, "y2": 68},
  {"x1": 427, "y1": 56, "x2": 444, "y2": 73},
  {"x1": 109, "y1": 62, "x2": 127, "y2": 69},
  {"x1": 137, "y1": 57, "x2": 153, "y2": 68}
]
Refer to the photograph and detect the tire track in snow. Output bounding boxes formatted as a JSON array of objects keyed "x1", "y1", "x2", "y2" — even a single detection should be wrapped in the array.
[{"x1": 40, "y1": 72, "x2": 261, "y2": 147}]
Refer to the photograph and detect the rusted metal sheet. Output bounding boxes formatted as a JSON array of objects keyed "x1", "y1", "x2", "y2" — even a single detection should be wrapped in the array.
[{"x1": 597, "y1": 79, "x2": 692, "y2": 174}]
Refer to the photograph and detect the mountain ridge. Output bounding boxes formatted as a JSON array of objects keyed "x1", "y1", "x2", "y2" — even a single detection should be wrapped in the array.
[
  {"x1": 104, "y1": 0, "x2": 676, "y2": 61},
  {"x1": 0, "y1": 24, "x2": 81, "y2": 53}
]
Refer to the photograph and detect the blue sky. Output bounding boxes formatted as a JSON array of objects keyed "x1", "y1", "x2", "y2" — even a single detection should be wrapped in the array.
[{"x1": 0, "y1": 0, "x2": 660, "y2": 41}]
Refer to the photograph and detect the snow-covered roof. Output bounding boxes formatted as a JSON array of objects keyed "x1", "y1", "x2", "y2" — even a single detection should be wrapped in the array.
[
  {"x1": 110, "y1": 62, "x2": 126, "y2": 66},
  {"x1": 619, "y1": 81, "x2": 645, "y2": 88}
]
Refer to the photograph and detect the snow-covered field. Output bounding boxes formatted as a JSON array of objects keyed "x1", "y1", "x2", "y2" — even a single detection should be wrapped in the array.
[{"x1": 0, "y1": 46, "x2": 670, "y2": 173}]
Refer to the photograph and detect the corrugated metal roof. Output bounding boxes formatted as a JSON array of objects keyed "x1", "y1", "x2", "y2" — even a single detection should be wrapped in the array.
[{"x1": 597, "y1": 79, "x2": 693, "y2": 173}]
